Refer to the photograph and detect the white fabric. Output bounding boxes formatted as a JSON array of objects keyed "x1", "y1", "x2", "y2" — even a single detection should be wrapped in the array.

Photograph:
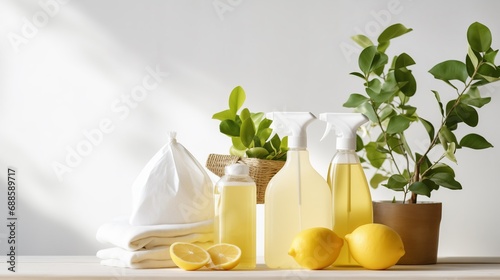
[
  {"x1": 129, "y1": 132, "x2": 214, "y2": 225},
  {"x1": 96, "y1": 218, "x2": 213, "y2": 251},
  {"x1": 97, "y1": 242, "x2": 212, "y2": 269},
  {"x1": 97, "y1": 246, "x2": 175, "y2": 269}
]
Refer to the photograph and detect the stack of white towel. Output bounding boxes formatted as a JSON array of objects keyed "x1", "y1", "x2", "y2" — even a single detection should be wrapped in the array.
[
  {"x1": 96, "y1": 133, "x2": 215, "y2": 269},
  {"x1": 96, "y1": 218, "x2": 213, "y2": 268}
]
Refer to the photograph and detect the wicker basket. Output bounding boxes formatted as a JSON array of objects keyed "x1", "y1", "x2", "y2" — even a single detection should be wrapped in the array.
[{"x1": 206, "y1": 154, "x2": 285, "y2": 204}]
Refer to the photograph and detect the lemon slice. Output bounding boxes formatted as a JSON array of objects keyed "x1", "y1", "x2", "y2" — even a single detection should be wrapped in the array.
[
  {"x1": 206, "y1": 243, "x2": 241, "y2": 270},
  {"x1": 170, "y1": 242, "x2": 210, "y2": 271}
]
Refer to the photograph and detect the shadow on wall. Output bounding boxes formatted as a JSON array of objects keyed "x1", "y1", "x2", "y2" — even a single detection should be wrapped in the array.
[{"x1": 0, "y1": 171, "x2": 98, "y2": 256}]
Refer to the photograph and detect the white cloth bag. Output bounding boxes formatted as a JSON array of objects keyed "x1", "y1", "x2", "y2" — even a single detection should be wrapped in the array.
[{"x1": 129, "y1": 132, "x2": 214, "y2": 225}]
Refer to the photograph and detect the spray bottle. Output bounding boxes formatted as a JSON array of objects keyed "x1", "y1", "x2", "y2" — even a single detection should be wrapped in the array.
[
  {"x1": 319, "y1": 113, "x2": 373, "y2": 266},
  {"x1": 264, "y1": 112, "x2": 332, "y2": 269}
]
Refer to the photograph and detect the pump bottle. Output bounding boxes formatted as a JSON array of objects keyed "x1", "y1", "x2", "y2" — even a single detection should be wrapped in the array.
[
  {"x1": 319, "y1": 113, "x2": 373, "y2": 266},
  {"x1": 214, "y1": 163, "x2": 256, "y2": 269},
  {"x1": 264, "y1": 112, "x2": 332, "y2": 269}
]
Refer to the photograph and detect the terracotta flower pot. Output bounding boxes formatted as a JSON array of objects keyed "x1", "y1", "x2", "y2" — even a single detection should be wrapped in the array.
[{"x1": 373, "y1": 201, "x2": 442, "y2": 265}]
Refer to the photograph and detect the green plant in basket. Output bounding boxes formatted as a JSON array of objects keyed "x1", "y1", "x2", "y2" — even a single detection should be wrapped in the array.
[
  {"x1": 213, "y1": 86, "x2": 288, "y2": 160},
  {"x1": 344, "y1": 22, "x2": 500, "y2": 203}
]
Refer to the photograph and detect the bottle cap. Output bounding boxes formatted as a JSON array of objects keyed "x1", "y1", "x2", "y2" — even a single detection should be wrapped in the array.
[{"x1": 225, "y1": 163, "x2": 249, "y2": 176}]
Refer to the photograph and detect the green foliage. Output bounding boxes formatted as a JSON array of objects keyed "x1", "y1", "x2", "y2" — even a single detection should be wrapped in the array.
[
  {"x1": 213, "y1": 86, "x2": 288, "y2": 160},
  {"x1": 345, "y1": 22, "x2": 500, "y2": 203}
]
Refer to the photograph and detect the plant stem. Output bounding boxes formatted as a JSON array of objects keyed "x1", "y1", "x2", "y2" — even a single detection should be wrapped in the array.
[{"x1": 411, "y1": 60, "x2": 484, "y2": 203}]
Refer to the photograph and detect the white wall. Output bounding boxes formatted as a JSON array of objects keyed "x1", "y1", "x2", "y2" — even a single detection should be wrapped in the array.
[{"x1": 0, "y1": 0, "x2": 499, "y2": 257}]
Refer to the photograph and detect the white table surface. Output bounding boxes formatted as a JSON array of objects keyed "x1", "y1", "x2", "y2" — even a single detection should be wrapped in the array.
[{"x1": 1, "y1": 256, "x2": 499, "y2": 279}]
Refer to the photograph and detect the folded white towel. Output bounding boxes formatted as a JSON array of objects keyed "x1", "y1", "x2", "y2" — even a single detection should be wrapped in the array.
[
  {"x1": 97, "y1": 242, "x2": 213, "y2": 269},
  {"x1": 97, "y1": 246, "x2": 175, "y2": 268},
  {"x1": 96, "y1": 218, "x2": 213, "y2": 250}
]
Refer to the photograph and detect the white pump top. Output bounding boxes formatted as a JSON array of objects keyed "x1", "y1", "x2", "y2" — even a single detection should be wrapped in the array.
[
  {"x1": 266, "y1": 112, "x2": 316, "y2": 149},
  {"x1": 225, "y1": 163, "x2": 249, "y2": 176},
  {"x1": 319, "y1": 113, "x2": 368, "y2": 150}
]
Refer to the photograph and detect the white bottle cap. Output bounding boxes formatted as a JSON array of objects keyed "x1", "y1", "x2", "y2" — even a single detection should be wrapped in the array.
[{"x1": 225, "y1": 163, "x2": 249, "y2": 176}]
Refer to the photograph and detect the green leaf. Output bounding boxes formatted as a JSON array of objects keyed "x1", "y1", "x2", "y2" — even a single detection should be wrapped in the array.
[
  {"x1": 257, "y1": 128, "x2": 273, "y2": 144},
  {"x1": 429, "y1": 60, "x2": 468, "y2": 84},
  {"x1": 240, "y1": 108, "x2": 251, "y2": 121},
  {"x1": 484, "y1": 49, "x2": 498, "y2": 65},
  {"x1": 212, "y1": 109, "x2": 234, "y2": 121},
  {"x1": 356, "y1": 101, "x2": 378, "y2": 123},
  {"x1": 460, "y1": 133, "x2": 494, "y2": 149},
  {"x1": 378, "y1": 23, "x2": 413, "y2": 43},
  {"x1": 219, "y1": 119, "x2": 240, "y2": 137},
  {"x1": 444, "y1": 100, "x2": 462, "y2": 129},
  {"x1": 445, "y1": 142, "x2": 457, "y2": 163},
  {"x1": 250, "y1": 112, "x2": 265, "y2": 128},
  {"x1": 359, "y1": 46, "x2": 377, "y2": 75},
  {"x1": 429, "y1": 172, "x2": 462, "y2": 190},
  {"x1": 377, "y1": 41, "x2": 390, "y2": 53},
  {"x1": 258, "y1": 118, "x2": 273, "y2": 131},
  {"x1": 370, "y1": 173, "x2": 388, "y2": 189},
  {"x1": 383, "y1": 174, "x2": 407, "y2": 191},
  {"x1": 409, "y1": 181, "x2": 432, "y2": 197},
  {"x1": 352, "y1": 34, "x2": 373, "y2": 48},
  {"x1": 394, "y1": 68, "x2": 417, "y2": 96},
  {"x1": 246, "y1": 147, "x2": 269, "y2": 159},
  {"x1": 466, "y1": 52, "x2": 476, "y2": 78},
  {"x1": 416, "y1": 153, "x2": 432, "y2": 175},
  {"x1": 229, "y1": 145, "x2": 246, "y2": 157},
  {"x1": 356, "y1": 134, "x2": 364, "y2": 152},
  {"x1": 419, "y1": 117, "x2": 435, "y2": 143},
  {"x1": 467, "y1": 22, "x2": 492, "y2": 52},
  {"x1": 365, "y1": 142, "x2": 386, "y2": 169},
  {"x1": 461, "y1": 87, "x2": 491, "y2": 108},
  {"x1": 280, "y1": 136, "x2": 288, "y2": 151},
  {"x1": 231, "y1": 137, "x2": 246, "y2": 150},
  {"x1": 269, "y1": 133, "x2": 281, "y2": 152},
  {"x1": 386, "y1": 115, "x2": 411, "y2": 134},
  {"x1": 240, "y1": 117, "x2": 255, "y2": 147},
  {"x1": 395, "y1": 53, "x2": 416, "y2": 68},
  {"x1": 426, "y1": 163, "x2": 455, "y2": 177},
  {"x1": 456, "y1": 103, "x2": 479, "y2": 127},
  {"x1": 432, "y1": 90, "x2": 445, "y2": 117},
  {"x1": 387, "y1": 135, "x2": 404, "y2": 154},
  {"x1": 358, "y1": 46, "x2": 388, "y2": 75},
  {"x1": 350, "y1": 72, "x2": 366, "y2": 79},
  {"x1": 343, "y1": 93, "x2": 368, "y2": 108},
  {"x1": 379, "y1": 105, "x2": 396, "y2": 122},
  {"x1": 368, "y1": 86, "x2": 396, "y2": 103},
  {"x1": 228, "y1": 86, "x2": 246, "y2": 115},
  {"x1": 467, "y1": 46, "x2": 479, "y2": 69},
  {"x1": 439, "y1": 125, "x2": 458, "y2": 145}
]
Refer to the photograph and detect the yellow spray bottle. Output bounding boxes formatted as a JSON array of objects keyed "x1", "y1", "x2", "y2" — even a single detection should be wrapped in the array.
[
  {"x1": 264, "y1": 112, "x2": 332, "y2": 269},
  {"x1": 319, "y1": 113, "x2": 373, "y2": 266}
]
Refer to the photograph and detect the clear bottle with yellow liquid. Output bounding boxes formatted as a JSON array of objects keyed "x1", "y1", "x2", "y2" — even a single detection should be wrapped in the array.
[
  {"x1": 214, "y1": 163, "x2": 256, "y2": 269},
  {"x1": 319, "y1": 113, "x2": 373, "y2": 266},
  {"x1": 264, "y1": 112, "x2": 332, "y2": 268}
]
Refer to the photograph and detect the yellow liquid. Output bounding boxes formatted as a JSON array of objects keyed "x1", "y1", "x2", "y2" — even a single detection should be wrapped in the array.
[
  {"x1": 214, "y1": 183, "x2": 256, "y2": 269},
  {"x1": 328, "y1": 163, "x2": 373, "y2": 266},
  {"x1": 265, "y1": 150, "x2": 332, "y2": 268}
]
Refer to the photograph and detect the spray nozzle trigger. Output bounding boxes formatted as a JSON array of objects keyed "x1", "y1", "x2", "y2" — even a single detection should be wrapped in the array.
[
  {"x1": 319, "y1": 113, "x2": 368, "y2": 150},
  {"x1": 320, "y1": 122, "x2": 334, "y2": 142}
]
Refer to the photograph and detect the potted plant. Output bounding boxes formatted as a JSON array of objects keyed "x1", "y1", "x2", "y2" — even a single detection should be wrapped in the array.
[
  {"x1": 207, "y1": 86, "x2": 288, "y2": 203},
  {"x1": 344, "y1": 22, "x2": 500, "y2": 264}
]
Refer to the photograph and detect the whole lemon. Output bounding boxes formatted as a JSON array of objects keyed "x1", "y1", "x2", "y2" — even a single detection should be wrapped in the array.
[
  {"x1": 345, "y1": 223, "x2": 405, "y2": 270},
  {"x1": 288, "y1": 227, "x2": 344, "y2": 270}
]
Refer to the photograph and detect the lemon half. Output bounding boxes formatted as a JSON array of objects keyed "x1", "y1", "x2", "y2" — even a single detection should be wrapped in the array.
[
  {"x1": 206, "y1": 243, "x2": 242, "y2": 270},
  {"x1": 170, "y1": 242, "x2": 210, "y2": 271}
]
